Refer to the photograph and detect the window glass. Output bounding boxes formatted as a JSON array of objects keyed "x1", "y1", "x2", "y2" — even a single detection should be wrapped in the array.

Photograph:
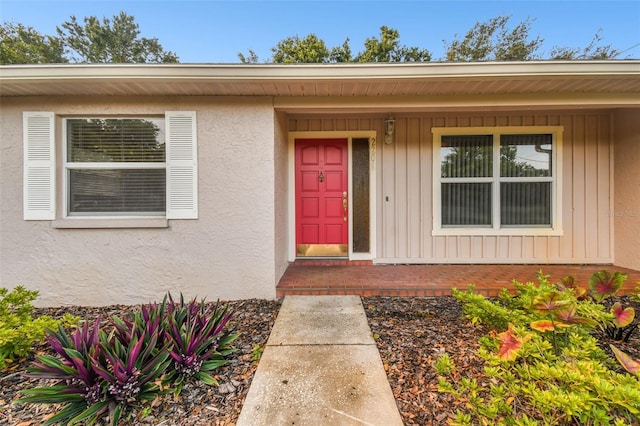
[
  {"x1": 500, "y1": 182, "x2": 551, "y2": 226},
  {"x1": 441, "y1": 135, "x2": 493, "y2": 178},
  {"x1": 500, "y1": 134, "x2": 552, "y2": 177},
  {"x1": 66, "y1": 118, "x2": 166, "y2": 216},
  {"x1": 442, "y1": 182, "x2": 492, "y2": 226},
  {"x1": 437, "y1": 131, "x2": 557, "y2": 231},
  {"x1": 69, "y1": 169, "x2": 166, "y2": 214},
  {"x1": 67, "y1": 119, "x2": 165, "y2": 163}
]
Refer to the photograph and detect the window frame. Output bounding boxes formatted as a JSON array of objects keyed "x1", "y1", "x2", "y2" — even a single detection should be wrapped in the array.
[
  {"x1": 62, "y1": 116, "x2": 167, "y2": 218},
  {"x1": 432, "y1": 126, "x2": 564, "y2": 236}
]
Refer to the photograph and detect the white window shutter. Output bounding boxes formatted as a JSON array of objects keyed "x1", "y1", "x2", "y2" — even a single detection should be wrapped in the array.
[
  {"x1": 166, "y1": 111, "x2": 198, "y2": 219},
  {"x1": 23, "y1": 112, "x2": 55, "y2": 220}
]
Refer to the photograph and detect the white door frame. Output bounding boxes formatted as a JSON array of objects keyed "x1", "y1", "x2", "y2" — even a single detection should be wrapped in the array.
[{"x1": 288, "y1": 131, "x2": 377, "y2": 262}]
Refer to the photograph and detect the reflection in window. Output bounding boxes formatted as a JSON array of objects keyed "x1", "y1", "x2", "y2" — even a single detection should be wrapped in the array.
[
  {"x1": 66, "y1": 118, "x2": 166, "y2": 216},
  {"x1": 438, "y1": 131, "x2": 555, "y2": 229},
  {"x1": 500, "y1": 134, "x2": 551, "y2": 177},
  {"x1": 441, "y1": 135, "x2": 493, "y2": 178}
]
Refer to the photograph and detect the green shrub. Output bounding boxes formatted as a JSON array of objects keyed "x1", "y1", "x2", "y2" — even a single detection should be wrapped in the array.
[
  {"x1": 440, "y1": 270, "x2": 640, "y2": 425},
  {"x1": 0, "y1": 286, "x2": 78, "y2": 369}
]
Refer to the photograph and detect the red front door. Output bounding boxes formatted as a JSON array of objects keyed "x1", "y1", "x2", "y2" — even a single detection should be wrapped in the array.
[{"x1": 295, "y1": 139, "x2": 348, "y2": 257}]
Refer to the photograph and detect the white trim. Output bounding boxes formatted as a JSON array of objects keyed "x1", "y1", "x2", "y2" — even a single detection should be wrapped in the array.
[
  {"x1": 3, "y1": 61, "x2": 638, "y2": 82},
  {"x1": 288, "y1": 131, "x2": 377, "y2": 262},
  {"x1": 432, "y1": 126, "x2": 564, "y2": 236},
  {"x1": 52, "y1": 218, "x2": 168, "y2": 228},
  {"x1": 62, "y1": 116, "x2": 167, "y2": 219}
]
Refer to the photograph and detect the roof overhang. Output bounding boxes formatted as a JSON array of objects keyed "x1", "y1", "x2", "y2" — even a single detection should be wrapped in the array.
[{"x1": 1, "y1": 61, "x2": 639, "y2": 111}]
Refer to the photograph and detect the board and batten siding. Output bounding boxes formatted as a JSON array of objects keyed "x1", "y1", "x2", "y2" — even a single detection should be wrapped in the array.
[{"x1": 288, "y1": 112, "x2": 614, "y2": 264}]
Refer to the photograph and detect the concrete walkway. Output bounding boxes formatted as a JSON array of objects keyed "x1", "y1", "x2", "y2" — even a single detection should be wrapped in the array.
[{"x1": 237, "y1": 295, "x2": 403, "y2": 426}]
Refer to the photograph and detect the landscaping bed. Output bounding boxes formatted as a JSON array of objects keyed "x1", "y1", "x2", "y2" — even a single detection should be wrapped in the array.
[
  {"x1": 0, "y1": 299, "x2": 281, "y2": 426},
  {"x1": 2, "y1": 285, "x2": 639, "y2": 425}
]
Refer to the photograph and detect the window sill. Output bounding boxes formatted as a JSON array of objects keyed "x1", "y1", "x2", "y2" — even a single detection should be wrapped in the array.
[
  {"x1": 432, "y1": 228, "x2": 564, "y2": 237},
  {"x1": 52, "y1": 218, "x2": 169, "y2": 229}
]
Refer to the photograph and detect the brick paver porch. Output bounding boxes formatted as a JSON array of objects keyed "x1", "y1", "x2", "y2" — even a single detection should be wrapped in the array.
[{"x1": 276, "y1": 262, "x2": 640, "y2": 297}]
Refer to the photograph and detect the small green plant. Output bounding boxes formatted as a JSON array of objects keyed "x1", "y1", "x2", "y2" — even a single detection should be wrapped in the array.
[
  {"x1": 434, "y1": 353, "x2": 455, "y2": 376},
  {"x1": 0, "y1": 286, "x2": 78, "y2": 369},
  {"x1": 251, "y1": 343, "x2": 264, "y2": 361},
  {"x1": 442, "y1": 270, "x2": 640, "y2": 425},
  {"x1": 632, "y1": 283, "x2": 640, "y2": 303}
]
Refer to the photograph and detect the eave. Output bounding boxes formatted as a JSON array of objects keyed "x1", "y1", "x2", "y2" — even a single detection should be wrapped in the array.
[{"x1": 1, "y1": 61, "x2": 639, "y2": 111}]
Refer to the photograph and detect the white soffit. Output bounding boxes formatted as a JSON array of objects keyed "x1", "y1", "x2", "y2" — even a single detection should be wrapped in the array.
[{"x1": 1, "y1": 61, "x2": 639, "y2": 102}]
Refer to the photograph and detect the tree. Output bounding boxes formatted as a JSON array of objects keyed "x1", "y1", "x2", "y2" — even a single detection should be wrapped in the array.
[
  {"x1": 355, "y1": 26, "x2": 431, "y2": 62},
  {"x1": 259, "y1": 26, "x2": 429, "y2": 63},
  {"x1": 550, "y1": 29, "x2": 619, "y2": 60},
  {"x1": 0, "y1": 21, "x2": 67, "y2": 64},
  {"x1": 56, "y1": 11, "x2": 178, "y2": 63},
  {"x1": 444, "y1": 15, "x2": 543, "y2": 61},
  {"x1": 270, "y1": 34, "x2": 333, "y2": 63}
]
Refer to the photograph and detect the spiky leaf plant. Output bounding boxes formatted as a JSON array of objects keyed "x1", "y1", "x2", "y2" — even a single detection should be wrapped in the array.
[
  {"x1": 163, "y1": 293, "x2": 239, "y2": 394},
  {"x1": 16, "y1": 317, "x2": 108, "y2": 425}
]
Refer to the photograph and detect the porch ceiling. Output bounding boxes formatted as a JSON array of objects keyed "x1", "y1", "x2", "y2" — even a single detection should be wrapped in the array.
[{"x1": 1, "y1": 61, "x2": 639, "y2": 109}]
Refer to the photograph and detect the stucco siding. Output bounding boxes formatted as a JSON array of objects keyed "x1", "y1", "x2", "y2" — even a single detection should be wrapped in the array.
[
  {"x1": 613, "y1": 108, "x2": 640, "y2": 271},
  {"x1": 273, "y1": 110, "x2": 289, "y2": 283},
  {"x1": 289, "y1": 111, "x2": 615, "y2": 264},
  {"x1": 0, "y1": 96, "x2": 277, "y2": 306}
]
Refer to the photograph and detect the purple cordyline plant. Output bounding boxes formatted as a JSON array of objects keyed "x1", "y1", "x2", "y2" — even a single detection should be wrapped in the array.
[
  {"x1": 16, "y1": 317, "x2": 110, "y2": 425},
  {"x1": 28, "y1": 317, "x2": 102, "y2": 403},
  {"x1": 18, "y1": 292, "x2": 240, "y2": 424},
  {"x1": 163, "y1": 294, "x2": 238, "y2": 392}
]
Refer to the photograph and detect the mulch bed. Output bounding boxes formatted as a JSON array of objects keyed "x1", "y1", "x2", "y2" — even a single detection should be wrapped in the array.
[
  {"x1": 0, "y1": 299, "x2": 282, "y2": 426},
  {"x1": 1, "y1": 295, "x2": 639, "y2": 425},
  {"x1": 363, "y1": 296, "x2": 488, "y2": 425}
]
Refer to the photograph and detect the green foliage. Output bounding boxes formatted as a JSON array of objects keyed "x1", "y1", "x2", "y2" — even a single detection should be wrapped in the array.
[
  {"x1": 354, "y1": 26, "x2": 431, "y2": 62},
  {"x1": 550, "y1": 29, "x2": 620, "y2": 60},
  {"x1": 0, "y1": 21, "x2": 67, "y2": 64},
  {"x1": 444, "y1": 15, "x2": 543, "y2": 61},
  {"x1": 17, "y1": 292, "x2": 238, "y2": 425},
  {"x1": 632, "y1": 284, "x2": 640, "y2": 303},
  {"x1": 270, "y1": 33, "x2": 332, "y2": 63},
  {"x1": 163, "y1": 294, "x2": 239, "y2": 394},
  {"x1": 259, "y1": 25, "x2": 430, "y2": 63},
  {"x1": 442, "y1": 270, "x2": 640, "y2": 424},
  {"x1": 56, "y1": 12, "x2": 178, "y2": 63},
  {"x1": 434, "y1": 353, "x2": 455, "y2": 375},
  {"x1": 251, "y1": 343, "x2": 264, "y2": 362},
  {"x1": 0, "y1": 286, "x2": 78, "y2": 369}
]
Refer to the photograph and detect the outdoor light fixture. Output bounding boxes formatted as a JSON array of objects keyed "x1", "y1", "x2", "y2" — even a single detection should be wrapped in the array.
[{"x1": 384, "y1": 117, "x2": 395, "y2": 144}]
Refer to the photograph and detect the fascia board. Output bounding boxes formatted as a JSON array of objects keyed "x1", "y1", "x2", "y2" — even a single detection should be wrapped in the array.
[{"x1": 1, "y1": 61, "x2": 639, "y2": 83}]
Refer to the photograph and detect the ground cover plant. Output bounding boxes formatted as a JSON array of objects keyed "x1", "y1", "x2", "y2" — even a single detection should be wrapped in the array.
[
  {"x1": 0, "y1": 286, "x2": 78, "y2": 370},
  {"x1": 439, "y1": 270, "x2": 640, "y2": 425}
]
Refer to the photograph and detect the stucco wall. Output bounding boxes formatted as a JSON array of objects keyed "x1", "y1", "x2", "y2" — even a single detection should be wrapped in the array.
[
  {"x1": 0, "y1": 96, "x2": 278, "y2": 306},
  {"x1": 613, "y1": 108, "x2": 640, "y2": 271},
  {"x1": 273, "y1": 111, "x2": 290, "y2": 283}
]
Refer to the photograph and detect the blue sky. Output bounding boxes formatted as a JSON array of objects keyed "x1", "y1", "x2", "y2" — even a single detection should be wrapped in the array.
[{"x1": 1, "y1": 0, "x2": 639, "y2": 63}]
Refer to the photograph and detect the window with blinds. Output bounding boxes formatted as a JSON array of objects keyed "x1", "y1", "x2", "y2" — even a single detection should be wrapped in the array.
[
  {"x1": 65, "y1": 118, "x2": 166, "y2": 215},
  {"x1": 436, "y1": 129, "x2": 558, "y2": 232}
]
